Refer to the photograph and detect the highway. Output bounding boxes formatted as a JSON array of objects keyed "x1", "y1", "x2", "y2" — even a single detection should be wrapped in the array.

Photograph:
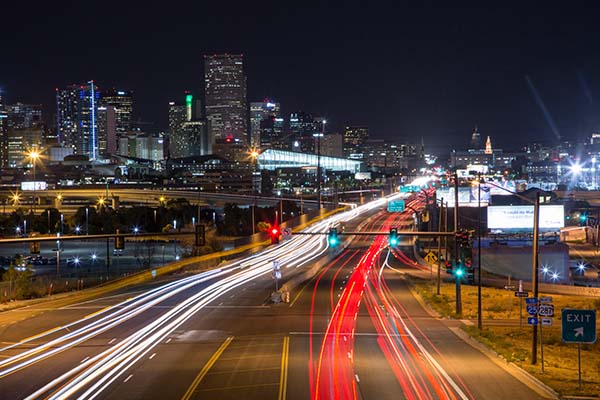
[{"x1": 0, "y1": 194, "x2": 551, "y2": 399}]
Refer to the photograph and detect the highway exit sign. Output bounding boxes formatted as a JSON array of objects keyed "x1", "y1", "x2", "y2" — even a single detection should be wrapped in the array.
[
  {"x1": 562, "y1": 309, "x2": 596, "y2": 344},
  {"x1": 387, "y1": 200, "x2": 405, "y2": 212}
]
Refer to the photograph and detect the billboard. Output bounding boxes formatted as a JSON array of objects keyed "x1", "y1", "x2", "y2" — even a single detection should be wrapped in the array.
[
  {"x1": 21, "y1": 181, "x2": 48, "y2": 191},
  {"x1": 436, "y1": 187, "x2": 490, "y2": 207},
  {"x1": 487, "y1": 205, "x2": 565, "y2": 230}
]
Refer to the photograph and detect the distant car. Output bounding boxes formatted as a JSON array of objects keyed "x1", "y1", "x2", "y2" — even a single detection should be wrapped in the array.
[{"x1": 113, "y1": 249, "x2": 124, "y2": 255}]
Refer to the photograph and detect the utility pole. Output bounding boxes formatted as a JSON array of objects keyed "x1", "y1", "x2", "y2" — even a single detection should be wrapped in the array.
[
  {"x1": 477, "y1": 174, "x2": 483, "y2": 330},
  {"x1": 531, "y1": 193, "x2": 541, "y2": 364},
  {"x1": 454, "y1": 172, "x2": 462, "y2": 315},
  {"x1": 437, "y1": 198, "x2": 443, "y2": 295}
]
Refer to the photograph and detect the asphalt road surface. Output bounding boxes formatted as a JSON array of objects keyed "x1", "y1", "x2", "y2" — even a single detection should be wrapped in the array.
[{"x1": 0, "y1": 195, "x2": 551, "y2": 399}]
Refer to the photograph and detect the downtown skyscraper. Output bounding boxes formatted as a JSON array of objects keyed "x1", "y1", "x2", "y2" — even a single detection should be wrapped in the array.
[
  {"x1": 204, "y1": 54, "x2": 248, "y2": 145},
  {"x1": 250, "y1": 100, "x2": 280, "y2": 148},
  {"x1": 56, "y1": 81, "x2": 100, "y2": 159},
  {"x1": 168, "y1": 94, "x2": 211, "y2": 158},
  {"x1": 0, "y1": 92, "x2": 7, "y2": 168}
]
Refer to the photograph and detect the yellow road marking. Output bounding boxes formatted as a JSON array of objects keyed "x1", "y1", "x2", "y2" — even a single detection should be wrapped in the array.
[
  {"x1": 197, "y1": 382, "x2": 279, "y2": 392},
  {"x1": 278, "y1": 336, "x2": 289, "y2": 400},
  {"x1": 181, "y1": 336, "x2": 234, "y2": 400},
  {"x1": 84, "y1": 305, "x2": 112, "y2": 319}
]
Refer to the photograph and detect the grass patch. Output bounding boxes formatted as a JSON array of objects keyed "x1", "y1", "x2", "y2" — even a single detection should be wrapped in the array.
[{"x1": 412, "y1": 280, "x2": 600, "y2": 397}]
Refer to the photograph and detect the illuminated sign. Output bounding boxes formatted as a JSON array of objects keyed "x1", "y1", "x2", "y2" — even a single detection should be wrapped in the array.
[
  {"x1": 487, "y1": 205, "x2": 565, "y2": 230},
  {"x1": 21, "y1": 181, "x2": 48, "y2": 191},
  {"x1": 117, "y1": 91, "x2": 125, "y2": 95}
]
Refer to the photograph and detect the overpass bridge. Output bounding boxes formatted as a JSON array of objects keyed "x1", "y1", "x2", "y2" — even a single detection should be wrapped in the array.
[{"x1": 0, "y1": 188, "x2": 331, "y2": 215}]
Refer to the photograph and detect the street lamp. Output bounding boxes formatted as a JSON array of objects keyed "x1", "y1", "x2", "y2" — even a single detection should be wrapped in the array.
[
  {"x1": 28, "y1": 150, "x2": 40, "y2": 213},
  {"x1": 478, "y1": 179, "x2": 542, "y2": 364},
  {"x1": 11, "y1": 192, "x2": 20, "y2": 206}
]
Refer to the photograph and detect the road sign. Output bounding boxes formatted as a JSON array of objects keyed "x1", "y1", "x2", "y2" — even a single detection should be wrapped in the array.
[
  {"x1": 538, "y1": 304, "x2": 554, "y2": 317},
  {"x1": 387, "y1": 199, "x2": 406, "y2": 212},
  {"x1": 526, "y1": 305, "x2": 538, "y2": 316},
  {"x1": 514, "y1": 291, "x2": 529, "y2": 297},
  {"x1": 504, "y1": 285, "x2": 516, "y2": 290},
  {"x1": 528, "y1": 317, "x2": 538, "y2": 325},
  {"x1": 525, "y1": 297, "x2": 538, "y2": 304},
  {"x1": 562, "y1": 309, "x2": 597, "y2": 344},
  {"x1": 282, "y1": 228, "x2": 292, "y2": 240},
  {"x1": 539, "y1": 296, "x2": 553, "y2": 303},
  {"x1": 272, "y1": 271, "x2": 282, "y2": 280},
  {"x1": 424, "y1": 252, "x2": 438, "y2": 264},
  {"x1": 273, "y1": 260, "x2": 281, "y2": 271},
  {"x1": 541, "y1": 317, "x2": 553, "y2": 326}
]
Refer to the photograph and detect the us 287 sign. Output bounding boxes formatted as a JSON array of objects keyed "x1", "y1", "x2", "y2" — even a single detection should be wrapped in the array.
[{"x1": 538, "y1": 304, "x2": 554, "y2": 317}]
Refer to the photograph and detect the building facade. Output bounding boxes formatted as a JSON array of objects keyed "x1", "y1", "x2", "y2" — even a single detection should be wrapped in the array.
[
  {"x1": 289, "y1": 111, "x2": 318, "y2": 153},
  {"x1": 343, "y1": 126, "x2": 369, "y2": 158},
  {"x1": 100, "y1": 89, "x2": 133, "y2": 154},
  {"x1": 168, "y1": 94, "x2": 210, "y2": 158},
  {"x1": 56, "y1": 81, "x2": 100, "y2": 159},
  {"x1": 250, "y1": 100, "x2": 280, "y2": 147},
  {"x1": 0, "y1": 94, "x2": 8, "y2": 168},
  {"x1": 204, "y1": 54, "x2": 248, "y2": 144},
  {"x1": 56, "y1": 85, "x2": 79, "y2": 148}
]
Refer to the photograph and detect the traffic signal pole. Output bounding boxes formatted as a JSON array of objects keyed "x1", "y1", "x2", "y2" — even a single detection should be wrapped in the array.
[{"x1": 454, "y1": 172, "x2": 462, "y2": 315}]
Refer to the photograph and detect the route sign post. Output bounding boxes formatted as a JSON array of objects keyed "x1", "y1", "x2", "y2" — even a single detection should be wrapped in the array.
[{"x1": 562, "y1": 309, "x2": 596, "y2": 388}]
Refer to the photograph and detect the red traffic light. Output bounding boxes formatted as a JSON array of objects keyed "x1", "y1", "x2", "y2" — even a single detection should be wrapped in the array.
[{"x1": 271, "y1": 228, "x2": 279, "y2": 235}]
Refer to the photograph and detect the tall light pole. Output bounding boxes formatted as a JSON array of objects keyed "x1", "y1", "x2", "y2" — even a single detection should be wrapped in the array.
[
  {"x1": 531, "y1": 193, "x2": 541, "y2": 364},
  {"x1": 28, "y1": 150, "x2": 40, "y2": 214},
  {"x1": 454, "y1": 172, "x2": 461, "y2": 315},
  {"x1": 479, "y1": 179, "x2": 542, "y2": 364},
  {"x1": 477, "y1": 174, "x2": 483, "y2": 331},
  {"x1": 314, "y1": 119, "x2": 326, "y2": 209}
]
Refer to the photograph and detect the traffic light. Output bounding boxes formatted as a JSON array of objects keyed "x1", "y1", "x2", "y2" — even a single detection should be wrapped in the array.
[
  {"x1": 454, "y1": 260, "x2": 465, "y2": 278},
  {"x1": 328, "y1": 228, "x2": 339, "y2": 247},
  {"x1": 115, "y1": 229, "x2": 125, "y2": 250},
  {"x1": 445, "y1": 259, "x2": 453, "y2": 274},
  {"x1": 269, "y1": 225, "x2": 280, "y2": 245},
  {"x1": 389, "y1": 227, "x2": 398, "y2": 247}
]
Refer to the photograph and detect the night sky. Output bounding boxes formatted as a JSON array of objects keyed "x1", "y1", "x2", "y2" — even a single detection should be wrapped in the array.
[{"x1": 3, "y1": 2, "x2": 600, "y2": 154}]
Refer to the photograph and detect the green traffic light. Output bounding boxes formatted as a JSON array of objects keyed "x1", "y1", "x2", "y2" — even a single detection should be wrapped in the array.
[
  {"x1": 455, "y1": 268, "x2": 464, "y2": 277},
  {"x1": 329, "y1": 236, "x2": 338, "y2": 246}
]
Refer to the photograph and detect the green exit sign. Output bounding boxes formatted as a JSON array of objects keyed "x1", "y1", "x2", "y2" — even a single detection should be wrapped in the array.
[
  {"x1": 388, "y1": 200, "x2": 405, "y2": 212},
  {"x1": 562, "y1": 309, "x2": 596, "y2": 344}
]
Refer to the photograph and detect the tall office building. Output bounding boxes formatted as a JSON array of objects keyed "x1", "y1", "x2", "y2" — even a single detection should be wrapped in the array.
[
  {"x1": 77, "y1": 81, "x2": 100, "y2": 159},
  {"x1": 343, "y1": 126, "x2": 369, "y2": 157},
  {"x1": 56, "y1": 81, "x2": 100, "y2": 159},
  {"x1": 250, "y1": 100, "x2": 280, "y2": 147},
  {"x1": 56, "y1": 85, "x2": 79, "y2": 148},
  {"x1": 204, "y1": 54, "x2": 248, "y2": 144},
  {"x1": 101, "y1": 89, "x2": 133, "y2": 154},
  {"x1": 290, "y1": 111, "x2": 318, "y2": 153},
  {"x1": 260, "y1": 116, "x2": 286, "y2": 150},
  {"x1": 97, "y1": 106, "x2": 117, "y2": 155},
  {"x1": 0, "y1": 93, "x2": 8, "y2": 168},
  {"x1": 168, "y1": 94, "x2": 211, "y2": 158},
  {"x1": 5, "y1": 103, "x2": 45, "y2": 167},
  {"x1": 5, "y1": 103, "x2": 43, "y2": 130}
]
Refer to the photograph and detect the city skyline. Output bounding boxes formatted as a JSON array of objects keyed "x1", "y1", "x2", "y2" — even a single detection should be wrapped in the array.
[{"x1": 3, "y1": 3, "x2": 600, "y2": 153}]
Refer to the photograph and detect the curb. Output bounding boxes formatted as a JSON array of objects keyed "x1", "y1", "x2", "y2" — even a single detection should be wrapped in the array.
[{"x1": 449, "y1": 326, "x2": 560, "y2": 400}]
